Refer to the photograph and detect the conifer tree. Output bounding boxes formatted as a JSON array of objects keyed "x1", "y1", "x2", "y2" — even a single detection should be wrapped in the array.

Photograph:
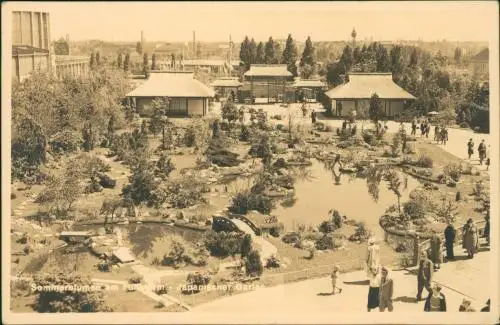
[
  {"x1": 256, "y1": 42, "x2": 265, "y2": 64},
  {"x1": 281, "y1": 34, "x2": 298, "y2": 76},
  {"x1": 264, "y1": 37, "x2": 277, "y2": 64}
]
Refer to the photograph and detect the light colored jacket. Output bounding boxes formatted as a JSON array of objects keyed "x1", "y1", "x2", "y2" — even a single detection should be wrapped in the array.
[{"x1": 379, "y1": 277, "x2": 394, "y2": 301}]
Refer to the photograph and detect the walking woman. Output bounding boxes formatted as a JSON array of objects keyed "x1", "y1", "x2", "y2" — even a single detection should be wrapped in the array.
[
  {"x1": 462, "y1": 218, "x2": 479, "y2": 259},
  {"x1": 367, "y1": 266, "x2": 381, "y2": 312},
  {"x1": 478, "y1": 140, "x2": 486, "y2": 165}
]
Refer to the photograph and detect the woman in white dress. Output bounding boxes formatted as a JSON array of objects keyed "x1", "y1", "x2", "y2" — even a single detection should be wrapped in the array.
[{"x1": 365, "y1": 237, "x2": 380, "y2": 277}]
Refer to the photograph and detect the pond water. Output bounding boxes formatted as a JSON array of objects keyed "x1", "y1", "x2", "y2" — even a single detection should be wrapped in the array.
[{"x1": 272, "y1": 160, "x2": 420, "y2": 238}]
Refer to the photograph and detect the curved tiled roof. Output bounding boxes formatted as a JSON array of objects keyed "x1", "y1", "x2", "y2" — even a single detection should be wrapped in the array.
[
  {"x1": 127, "y1": 72, "x2": 215, "y2": 98},
  {"x1": 325, "y1": 73, "x2": 415, "y2": 100},
  {"x1": 211, "y1": 78, "x2": 243, "y2": 87}
]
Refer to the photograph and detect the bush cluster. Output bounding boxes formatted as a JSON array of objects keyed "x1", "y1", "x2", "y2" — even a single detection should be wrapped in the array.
[
  {"x1": 229, "y1": 191, "x2": 274, "y2": 215},
  {"x1": 203, "y1": 231, "x2": 248, "y2": 257}
]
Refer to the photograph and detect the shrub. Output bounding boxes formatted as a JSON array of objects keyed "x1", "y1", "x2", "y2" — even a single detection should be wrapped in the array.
[
  {"x1": 128, "y1": 275, "x2": 144, "y2": 284},
  {"x1": 24, "y1": 244, "x2": 34, "y2": 255},
  {"x1": 183, "y1": 126, "x2": 197, "y2": 147},
  {"x1": 154, "y1": 281, "x2": 169, "y2": 295},
  {"x1": 332, "y1": 210, "x2": 343, "y2": 229},
  {"x1": 318, "y1": 221, "x2": 335, "y2": 234},
  {"x1": 240, "y1": 234, "x2": 252, "y2": 258},
  {"x1": 155, "y1": 152, "x2": 175, "y2": 180},
  {"x1": 183, "y1": 272, "x2": 211, "y2": 293},
  {"x1": 245, "y1": 250, "x2": 263, "y2": 276},
  {"x1": 349, "y1": 222, "x2": 370, "y2": 242},
  {"x1": 459, "y1": 121, "x2": 469, "y2": 128},
  {"x1": 205, "y1": 138, "x2": 241, "y2": 167},
  {"x1": 229, "y1": 191, "x2": 274, "y2": 215},
  {"x1": 307, "y1": 246, "x2": 316, "y2": 259},
  {"x1": 472, "y1": 181, "x2": 486, "y2": 198},
  {"x1": 282, "y1": 232, "x2": 301, "y2": 244},
  {"x1": 203, "y1": 231, "x2": 245, "y2": 257},
  {"x1": 239, "y1": 125, "x2": 251, "y2": 142},
  {"x1": 266, "y1": 256, "x2": 280, "y2": 268},
  {"x1": 456, "y1": 191, "x2": 461, "y2": 201},
  {"x1": 48, "y1": 130, "x2": 83, "y2": 155},
  {"x1": 416, "y1": 155, "x2": 433, "y2": 168},
  {"x1": 444, "y1": 164, "x2": 462, "y2": 182},
  {"x1": 273, "y1": 158, "x2": 288, "y2": 169},
  {"x1": 272, "y1": 114, "x2": 282, "y2": 120}
]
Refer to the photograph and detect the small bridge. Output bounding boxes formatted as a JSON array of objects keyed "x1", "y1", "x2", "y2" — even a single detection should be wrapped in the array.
[{"x1": 212, "y1": 214, "x2": 261, "y2": 236}]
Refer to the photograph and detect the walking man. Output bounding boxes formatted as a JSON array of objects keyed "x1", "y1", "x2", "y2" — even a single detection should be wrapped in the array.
[
  {"x1": 444, "y1": 222, "x2": 456, "y2": 261},
  {"x1": 311, "y1": 110, "x2": 316, "y2": 124},
  {"x1": 379, "y1": 266, "x2": 394, "y2": 312},
  {"x1": 417, "y1": 252, "x2": 434, "y2": 301},
  {"x1": 467, "y1": 138, "x2": 474, "y2": 160},
  {"x1": 411, "y1": 119, "x2": 417, "y2": 136},
  {"x1": 478, "y1": 140, "x2": 486, "y2": 165}
]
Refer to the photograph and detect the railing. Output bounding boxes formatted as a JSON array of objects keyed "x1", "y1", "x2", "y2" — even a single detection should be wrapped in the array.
[
  {"x1": 212, "y1": 216, "x2": 239, "y2": 233},
  {"x1": 228, "y1": 214, "x2": 262, "y2": 236},
  {"x1": 181, "y1": 257, "x2": 364, "y2": 307}
]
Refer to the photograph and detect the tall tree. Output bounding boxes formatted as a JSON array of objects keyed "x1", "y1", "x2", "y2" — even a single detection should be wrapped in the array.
[
  {"x1": 256, "y1": 42, "x2": 265, "y2": 64},
  {"x1": 123, "y1": 53, "x2": 130, "y2": 72},
  {"x1": 376, "y1": 46, "x2": 391, "y2": 72},
  {"x1": 136, "y1": 41, "x2": 143, "y2": 55},
  {"x1": 300, "y1": 36, "x2": 315, "y2": 67},
  {"x1": 281, "y1": 34, "x2": 298, "y2": 76},
  {"x1": 454, "y1": 47, "x2": 463, "y2": 66},
  {"x1": 90, "y1": 52, "x2": 96, "y2": 70},
  {"x1": 239, "y1": 36, "x2": 251, "y2": 70},
  {"x1": 353, "y1": 46, "x2": 362, "y2": 64},
  {"x1": 248, "y1": 38, "x2": 257, "y2": 66},
  {"x1": 117, "y1": 53, "x2": 123, "y2": 68},
  {"x1": 326, "y1": 62, "x2": 345, "y2": 86},
  {"x1": 274, "y1": 41, "x2": 282, "y2": 64},
  {"x1": 264, "y1": 37, "x2": 277, "y2": 64},
  {"x1": 143, "y1": 52, "x2": 149, "y2": 68},
  {"x1": 95, "y1": 52, "x2": 101, "y2": 66},
  {"x1": 390, "y1": 45, "x2": 404, "y2": 79},
  {"x1": 369, "y1": 93, "x2": 385, "y2": 127},
  {"x1": 409, "y1": 48, "x2": 418, "y2": 67},
  {"x1": 151, "y1": 53, "x2": 157, "y2": 70},
  {"x1": 339, "y1": 45, "x2": 353, "y2": 74}
]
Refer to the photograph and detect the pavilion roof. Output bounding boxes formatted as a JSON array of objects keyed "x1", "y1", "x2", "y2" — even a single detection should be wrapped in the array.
[{"x1": 127, "y1": 72, "x2": 215, "y2": 98}]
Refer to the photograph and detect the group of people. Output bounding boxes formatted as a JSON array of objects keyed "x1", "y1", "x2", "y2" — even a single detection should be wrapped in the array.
[
  {"x1": 467, "y1": 138, "x2": 490, "y2": 168},
  {"x1": 410, "y1": 118, "x2": 451, "y2": 145},
  {"x1": 328, "y1": 224, "x2": 490, "y2": 312}
]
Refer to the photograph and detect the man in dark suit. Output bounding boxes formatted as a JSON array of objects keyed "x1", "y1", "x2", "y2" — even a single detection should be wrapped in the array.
[
  {"x1": 417, "y1": 252, "x2": 434, "y2": 301},
  {"x1": 444, "y1": 222, "x2": 456, "y2": 260},
  {"x1": 379, "y1": 266, "x2": 394, "y2": 312}
]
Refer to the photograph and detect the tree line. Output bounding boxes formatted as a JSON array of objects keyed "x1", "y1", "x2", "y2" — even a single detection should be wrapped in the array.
[
  {"x1": 239, "y1": 35, "x2": 317, "y2": 79},
  {"x1": 325, "y1": 42, "x2": 489, "y2": 131}
]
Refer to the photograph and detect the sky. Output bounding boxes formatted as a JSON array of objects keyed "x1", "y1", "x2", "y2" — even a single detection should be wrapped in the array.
[{"x1": 5, "y1": 1, "x2": 499, "y2": 43}]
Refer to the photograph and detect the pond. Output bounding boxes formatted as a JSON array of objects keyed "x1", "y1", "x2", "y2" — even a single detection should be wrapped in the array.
[{"x1": 273, "y1": 160, "x2": 420, "y2": 238}]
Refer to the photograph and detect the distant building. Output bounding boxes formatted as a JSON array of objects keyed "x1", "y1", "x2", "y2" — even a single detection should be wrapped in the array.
[
  {"x1": 325, "y1": 72, "x2": 416, "y2": 118},
  {"x1": 242, "y1": 64, "x2": 295, "y2": 103},
  {"x1": 182, "y1": 59, "x2": 240, "y2": 77},
  {"x1": 126, "y1": 72, "x2": 215, "y2": 117},
  {"x1": 211, "y1": 77, "x2": 243, "y2": 99},
  {"x1": 470, "y1": 48, "x2": 488, "y2": 79},
  {"x1": 293, "y1": 78, "x2": 327, "y2": 102},
  {"x1": 55, "y1": 55, "x2": 90, "y2": 80},
  {"x1": 12, "y1": 11, "x2": 52, "y2": 81}
]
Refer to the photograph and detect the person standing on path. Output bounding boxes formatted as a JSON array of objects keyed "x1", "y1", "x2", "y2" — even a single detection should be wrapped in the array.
[
  {"x1": 424, "y1": 284, "x2": 447, "y2": 312},
  {"x1": 417, "y1": 252, "x2": 434, "y2": 301},
  {"x1": 478, "y1": 140, "x2": 486, "y2": 165},
  {"x1": 483, "y1": 211, "x2": 490, "y2": 246},
  {"x1": 378, "y1": 266, "x2": 394, "y2": 312},
  {"x1": 434, "y1": 125, "x2": 440, "y2": 142},
  {"x1": 411, "y1": 119, "x2": 417, "y2": 136},
  {"x1": 311, "y1": 110, "x2": 316, "y2": 124},
  {"x1": 330, "y1": 265, "x2": 342, "y2": 295},
  {"x1": 365, "y1": 237, "x2": 380, "y2": 278},
  {"x1": 367, "y1": 266, "x2": 381, "y2": 312},
  {"x1": 467, "y1": 138, "x2": 475, "y2": 160},
  {"x1": 462, "y1": 218, "x2": 479, "y2": 259},
  {"x1": 429, "y1": 231, "x2": 443, "y2": 271},
  {"x1": 444, "y1": 222, "x2": 456, "y2": 261},
  {"x1": 420, "y1": 122, "x2": 426, "y2": 137}
]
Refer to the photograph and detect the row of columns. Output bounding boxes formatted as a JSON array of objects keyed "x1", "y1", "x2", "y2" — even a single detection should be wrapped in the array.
[{"x1": 56, "y1": 62, "x2": 88, "y2": 79}]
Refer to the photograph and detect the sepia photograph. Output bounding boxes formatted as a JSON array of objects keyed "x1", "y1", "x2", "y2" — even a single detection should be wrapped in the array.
[{"x1": 1, "y1": 1, "x2": 499, "y2": 324}]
